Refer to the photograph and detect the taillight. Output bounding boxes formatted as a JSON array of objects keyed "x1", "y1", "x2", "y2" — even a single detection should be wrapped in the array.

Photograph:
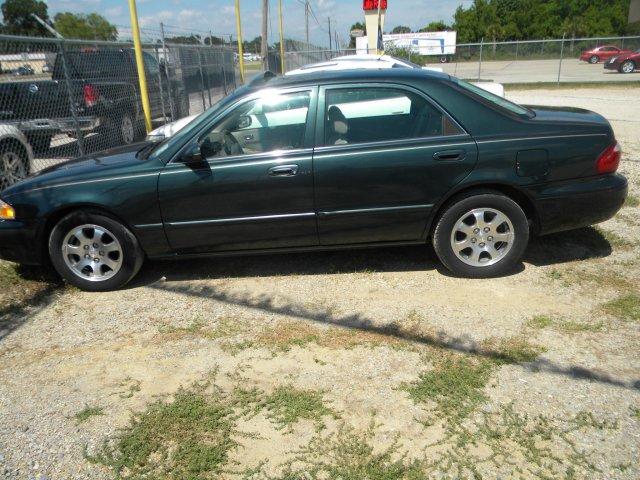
[
  {"x1": 596, "y1": 142, "x2": 621, "y2": 174},
  {"x1": 83, "y1": 84, "x2": 98, "y2": 107}
]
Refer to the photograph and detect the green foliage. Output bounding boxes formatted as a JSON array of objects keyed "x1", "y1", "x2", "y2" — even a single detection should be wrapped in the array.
[
  {"x1": 391, "y1": 25, "x2": 412, "y2": 34},
  {"x1": 53, "y1": 12, "x2": 117, "y2": 41},
  {"x1": 348, "y1": 22, "x2": 366, "y2": 48},
  {"x1": 93, "y1": 389, "x2": 236, "y2": 479},
  {"x1": 264, "y1": 386, "x2": 336, "y2": 431},
  {"x1": 419, "y1": 21, "x2": 451, "y2": 32},
  {"x1": 453, "y1": 0, "x2": 632, "y2": 42},
  {"x1": 0, "y1": 0, "x2": 49, "y2": 37},
  {"x1": 74, "y1": 405, "x2": 104, "y2": 423},
  {"x1": 602, "y1": 294, "x2": 640, "y2": 322}
]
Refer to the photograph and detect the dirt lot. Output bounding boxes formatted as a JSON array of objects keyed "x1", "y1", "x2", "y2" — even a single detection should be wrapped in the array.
[{"x1": 1, "y1": 86, "x2": 639, "y2": 480}]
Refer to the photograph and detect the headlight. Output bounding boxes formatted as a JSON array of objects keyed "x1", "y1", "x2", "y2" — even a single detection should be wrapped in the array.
[{"x1": 0, "y1": 199, "x2": 15, "y2": 220}]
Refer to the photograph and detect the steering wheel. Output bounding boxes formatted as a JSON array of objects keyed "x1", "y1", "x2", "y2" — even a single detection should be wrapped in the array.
[{"x1": 222, "y1": 130, "x2": 243, "y2": 156}]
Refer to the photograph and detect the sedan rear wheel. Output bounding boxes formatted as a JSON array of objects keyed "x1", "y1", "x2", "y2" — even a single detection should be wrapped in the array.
[
  {"x1": 589, "y1": 55, "x2": 599, "y2": 64},
  {"x1": 620, "y1": 60, "x2": 636, "y2": 74},
  {"x1": 49, "y1": 211, "x2": 144, "y2": 291},
  {"x1": 433, "y1": 191, "x2": 529, "y2": 278}
]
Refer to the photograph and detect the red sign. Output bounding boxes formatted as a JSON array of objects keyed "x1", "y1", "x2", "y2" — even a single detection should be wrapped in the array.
[{"x1": 363, "y1": 0, "x2": 387, "y2": 10}]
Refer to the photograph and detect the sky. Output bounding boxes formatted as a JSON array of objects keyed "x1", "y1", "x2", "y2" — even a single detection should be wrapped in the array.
[{"x1": 44, "y1": 0, "x2": 472, "y2": 47}]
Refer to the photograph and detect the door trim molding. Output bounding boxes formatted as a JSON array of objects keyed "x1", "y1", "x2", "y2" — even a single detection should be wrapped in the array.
[
  {"x1": 318, "y1": 204, "x2": 433, "y2": 217},
  {"x1": 166, "y1": 212, "x2": 316, "y2": 227}
]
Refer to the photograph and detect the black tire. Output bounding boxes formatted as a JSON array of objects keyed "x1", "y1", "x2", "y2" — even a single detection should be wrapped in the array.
[
  {"x1": 589, "y1": 55, "x2": 599, "y2": 64},
  {"x1": 619, "y1": 60, "x2": 636, "y2": 74},
  {"x1": 48, "y1": 211, "x2": 144, "y2": 291},
  {"x1": 432, "y1": 191, "x2": 529, "y2": 278},
  {"x1": 0, "y1": 140, "x2": 29, "y2": 191},
  {"x1": 115, "y1": 112, "x2": 138, "y2": 145},
  {"x1": 439, "y1": 55, "x2": 449, "y2": 63}
]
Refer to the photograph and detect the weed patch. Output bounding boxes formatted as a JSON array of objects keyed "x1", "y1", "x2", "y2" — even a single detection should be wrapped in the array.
[
  {"x1": 602, "y1": 294, "x2": 640, "y2": 322},
  {"x1": 264, "y1": 385, "x2": 337, "y2": 431},
  {"x1": 74, "y1": 405, "x2": 104, "y2": 423}
]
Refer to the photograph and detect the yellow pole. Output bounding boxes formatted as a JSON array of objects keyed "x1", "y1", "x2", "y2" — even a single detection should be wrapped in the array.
[
  {"x1": 278, "y1": 0, "x2": 285, "y2": 74},
  {"x1": 235, "y1": 0, "x2": 245, "y2": 83},
  {"x1": 127, "y1": 0, "x2": 152, "y2": 132}
]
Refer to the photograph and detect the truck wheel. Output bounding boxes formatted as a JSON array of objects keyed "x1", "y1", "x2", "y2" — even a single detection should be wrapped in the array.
[
  {"x1": 589, "y1": 55, "x2": 599, "y2": 64},
  {"x1": 619, "y1": 60, "x2": 636, "y2": 74},
  {"x1": 0, "y1": 140, "x2": 29, "y2": 191},
  {"x1": 117, "y1": 113, "x2": 136, "y2": 145},
  {"x1": 48, "y1": 211, "x2": 144, "y2": 291},
  {"x1": 26, "y1": 133, "x2": 53, "y2": 155},
  {"x1": 432, "y1": 191, "x2": 529, "y2": 278}
]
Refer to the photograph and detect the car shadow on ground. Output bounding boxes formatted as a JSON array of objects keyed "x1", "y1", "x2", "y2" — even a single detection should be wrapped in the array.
[{"x1": 131, "y1": 226, "x2": 613, "y2": 286}]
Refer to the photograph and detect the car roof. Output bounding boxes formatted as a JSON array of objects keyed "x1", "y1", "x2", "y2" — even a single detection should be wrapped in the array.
[{"x1": 248, "y1": 67, "x2": 450, "y2": 91}]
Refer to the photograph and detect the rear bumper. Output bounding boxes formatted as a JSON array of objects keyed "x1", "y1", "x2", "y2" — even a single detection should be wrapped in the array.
[
  {"x1": 9, "y1": 116, "x2": 101, "y2": 136},
  {"x1": 531, "y1": 174, "x2": 627, "y2": 235},
  {"x1": 0, "y1": 219, "x2": 43, "y2": 265}
]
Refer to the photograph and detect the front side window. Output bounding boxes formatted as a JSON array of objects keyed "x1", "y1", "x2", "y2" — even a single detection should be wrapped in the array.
[
  {"x1": 198, "y1": 90, "x2": 310, "y2": 159},
  {"x1": 323, "y1": 87, "x2": 461, "y2": 146}
]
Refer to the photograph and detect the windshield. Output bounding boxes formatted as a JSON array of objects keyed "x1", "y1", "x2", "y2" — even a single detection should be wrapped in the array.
[
  {"x1": 147, "y1": 85, "x2": 250, "y2": 161},
  {"x1": 454, "y1": 79, "x2": 533, "y2": 117}
]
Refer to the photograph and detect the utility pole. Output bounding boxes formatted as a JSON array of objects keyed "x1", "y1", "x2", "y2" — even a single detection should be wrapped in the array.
[
  {"x1": 305, "y1": 0, "x2": 309, "y2": 49},
  {"x1": 235, "y1": 0, "x2": 245, "y2": 83},
  {"x1": 261, "y1": 0, "x2": 269, "y2": 71},
  {"x1": 31, "y1": 14, "x2": 63, "y2": 38},
  {"x1": 328, "y1": 17, "x2": 332, "y2": 52},
  {"x1": 278, "y1": 0, "x2": 285, "y2": 74}
]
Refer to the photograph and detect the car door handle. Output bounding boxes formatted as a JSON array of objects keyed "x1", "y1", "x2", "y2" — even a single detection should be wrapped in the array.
[
  {"x1": 268, "y1": 164, "x2": 298, "y2": 177},
  {"x1": 433, "y1": 149, "x2": 466, "y2": 161}
]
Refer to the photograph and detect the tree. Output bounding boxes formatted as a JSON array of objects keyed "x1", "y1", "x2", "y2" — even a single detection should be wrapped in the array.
[
  {"x1": 348, "y1": 21, "x2": 365, "y2": 48},
  {"x1": 53, "y1": 12, "x2": 118, "y2": 41},
  {"x1": 0, "y1": 0, "x2": 50, "y2": 36},
  {"x1": 420, "y1": 21, "x2": 450, "y2": 32},
  {"x1": 391, "y1": 25, "x2": 411, "y2": 34}
]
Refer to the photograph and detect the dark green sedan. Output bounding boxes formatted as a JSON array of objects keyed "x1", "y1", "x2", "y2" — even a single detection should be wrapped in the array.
[{"x1": 0, "y1": 69, "x2": 627, "y2": 291}]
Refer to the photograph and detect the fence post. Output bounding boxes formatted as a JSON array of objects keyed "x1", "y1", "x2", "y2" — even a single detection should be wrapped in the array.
[
  {"x1": 515, "y1": 40, "x2": 519, "y2": 61},
  {"x1": 159, "y1": 23, "x2": 176, "y2": 121},
  {"x1": 58, "y1": 40, "x2": 85, "y2": 156},
  {"x1": 196, "y1": 48, "x2": 207, "y2": 110},
  {"x1": 557, "y1": 33, "x2": 565, "y2": 86},
  {"x1": 478, "y1": 38, "x2": 483, "y2": 81},
  {"x1": 153, "y1": 44, "x2": 167, "y2": 121}
]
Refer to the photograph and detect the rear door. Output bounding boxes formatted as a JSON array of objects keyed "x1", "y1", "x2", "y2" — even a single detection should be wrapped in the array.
[{"x1": 313, "y1": 83, "x2": 478, "y2": 245}]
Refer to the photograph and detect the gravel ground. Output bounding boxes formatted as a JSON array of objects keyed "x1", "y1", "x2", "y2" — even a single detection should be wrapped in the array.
[{"x1": 0, "y1": 86, "x2": 639, "y2": 479}]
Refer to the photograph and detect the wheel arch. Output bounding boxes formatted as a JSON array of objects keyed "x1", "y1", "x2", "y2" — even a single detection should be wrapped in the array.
[
  {"x1": 39, "y1": 203, "x2": 144, "y2": 263},
  {"x1": 426, "y1": 182, "x2": 539, "y2": 239}
]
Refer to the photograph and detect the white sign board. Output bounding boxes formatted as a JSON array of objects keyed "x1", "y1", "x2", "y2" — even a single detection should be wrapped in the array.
[{"x1": 356, "y1": 31, "x2": 457, "y2": 56}]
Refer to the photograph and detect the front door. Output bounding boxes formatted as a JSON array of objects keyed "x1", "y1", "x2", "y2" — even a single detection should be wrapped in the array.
[
  {"x1": 158, "y1": 87, "x2": 318, "y2": 254},
  {"x1": 313, "y1": 84, "x2": 478, "y2": 245}
]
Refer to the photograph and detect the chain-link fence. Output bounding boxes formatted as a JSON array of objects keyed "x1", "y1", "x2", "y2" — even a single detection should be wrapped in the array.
[
  {"x1": 0, "y1": 33, "x2": 236, "y2": 189},
  {"x1": 279, "y1": 35, "x2": 640, "y2": 84}
]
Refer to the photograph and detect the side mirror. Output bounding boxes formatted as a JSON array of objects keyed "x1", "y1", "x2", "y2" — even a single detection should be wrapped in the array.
[
  {"x1": 181, "y1": 142, "x2": 203, "y2": 163},
  {"x1": 237, "y1": 115, "x2": 252, "y2": 129}
]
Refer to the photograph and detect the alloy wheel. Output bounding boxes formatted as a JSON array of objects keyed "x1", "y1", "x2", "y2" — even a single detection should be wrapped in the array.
[
  {"x1": 62, "y1": 224, "x2": 123, "y2": 281},
  {"x1": 0, "y1": 150, "x2": 27, "y2": 191},
  {"x1": 121, "y1": 115, "x2": 135, "y2": 144},
  {"x1": 450, "y1": 208, "x2": 515, "y2": 267},
  {"x1": 621, "y1": 61, "x2": 635, "y2": 73}
]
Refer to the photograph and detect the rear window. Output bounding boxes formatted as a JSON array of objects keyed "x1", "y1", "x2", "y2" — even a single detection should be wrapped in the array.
[
  {"x1": 54, "y1": 50, "x2": 134, "y2": 79},
  {"x1": 454, "y1": 79, "x2": 533, "y2": 117}
]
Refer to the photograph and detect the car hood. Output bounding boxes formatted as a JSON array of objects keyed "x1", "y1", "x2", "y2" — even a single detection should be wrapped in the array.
[{"x1": 1, "y1": 142, "x2": 158, "y2": 198}]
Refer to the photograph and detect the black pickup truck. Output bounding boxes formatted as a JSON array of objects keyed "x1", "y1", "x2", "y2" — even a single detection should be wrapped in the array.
[{"x1": 0, "y1": 48, "x2": 188, "y2": 154}]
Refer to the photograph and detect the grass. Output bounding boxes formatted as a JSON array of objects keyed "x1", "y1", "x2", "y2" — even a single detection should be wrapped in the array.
[
  {"x1": 482, "y1": 336, "x2": 546, "y2": 364},
  {"x1": 92, "y1": 388, "x2": 236, "y2": 478},
  {"x1": 601, "y1": 294, "x2": 640, "y2": 322},
  {"x1": 624, "y1": 194, "x2": 639, "y2": 208},
  {"x1": 403, "y1": 357, "x2": 494, "y2": 422},
  {"x1": 264, "y1": 385, "x2": 337, "y2": 431},
  {"x1": 594, "y1": 226, "x2": 635, "y2": 250},
  {"x1": 74, "y1": 405, "x2": 104, "y2": 423},
  {"x1": 527, "y1": 314, "x2": 604, "y2": 333},
  {"x1": 631, "y1": 407, "x2": 640, "y2": 421}
]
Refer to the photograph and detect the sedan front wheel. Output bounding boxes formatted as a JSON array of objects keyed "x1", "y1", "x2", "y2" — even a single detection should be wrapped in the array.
[
  {"x1": 49, "y1": 211, "x2": 144, "y2": 291},
  {"x1": 432, "y1": 191, "x2": 529, "y2": 278},
  {"x1": 620, "y1": 60, "x2": 636, "y2": 74}
]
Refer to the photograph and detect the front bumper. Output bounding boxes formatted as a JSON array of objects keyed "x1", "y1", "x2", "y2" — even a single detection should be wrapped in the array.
[
  {"x1": 604, "y1": 60, "x2": 620, "y2": 71},
  {"x1": 530, "y1": 174, "x2": 628, "y2": 235},
  {"x1": 0, "y1": 219, "x2": 43, "y2": 265}
]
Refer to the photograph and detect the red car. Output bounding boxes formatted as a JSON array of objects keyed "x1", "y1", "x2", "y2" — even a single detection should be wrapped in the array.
[
  {"x1": 579, "y1": 45, "x2": 632, "y2": 64},
  {"x1": 604, "y1": 49, "x2": 640, "y2": 73}
]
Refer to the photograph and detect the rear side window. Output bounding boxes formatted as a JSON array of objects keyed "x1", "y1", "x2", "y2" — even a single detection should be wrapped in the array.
[{"x1": 323, "y1": 87, "x2": 461, "y2": 146}]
